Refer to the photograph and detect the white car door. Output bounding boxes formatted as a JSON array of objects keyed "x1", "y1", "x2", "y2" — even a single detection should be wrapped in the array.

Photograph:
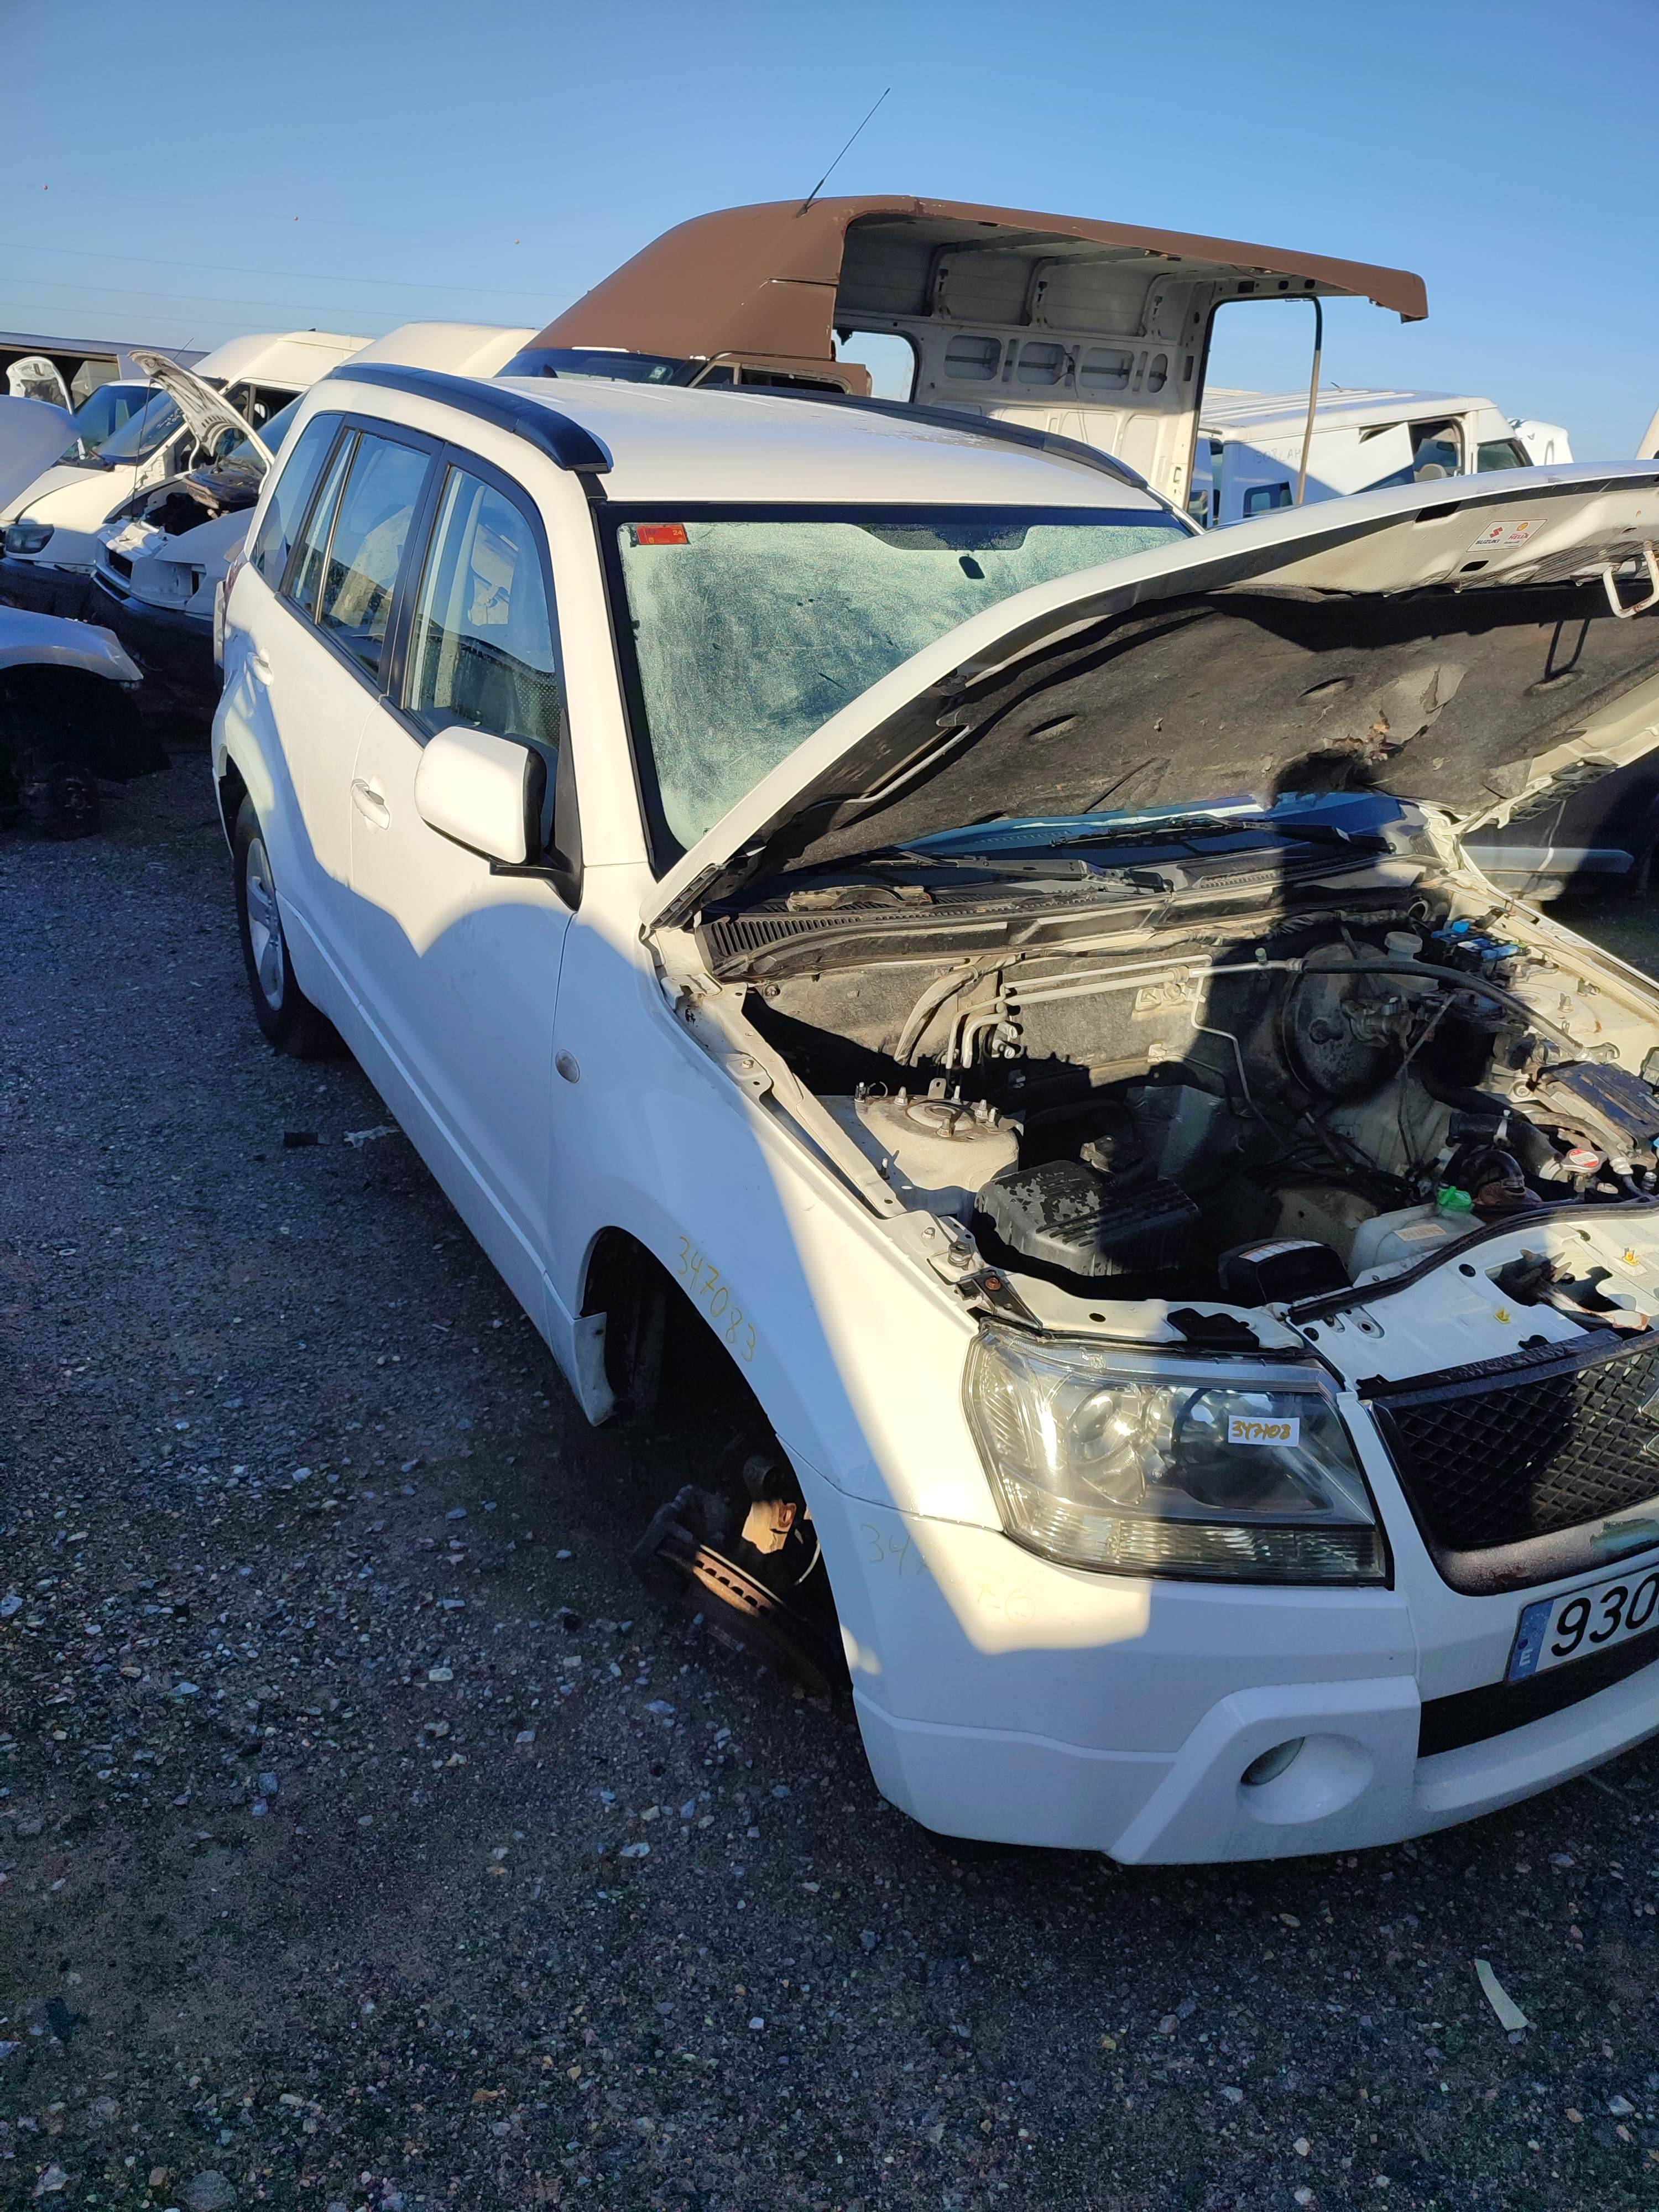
[
  {"x1": 348, "y1": 452, "x2": 577, "y2": 1326},
  {"x1": 232, "y1": 417, "x2": 432, "y2": 1006},
  {"x1": 219, "y1": 411, "x2": 357, "y2": 983}
]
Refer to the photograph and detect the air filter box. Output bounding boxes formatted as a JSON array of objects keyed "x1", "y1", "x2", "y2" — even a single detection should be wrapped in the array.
[
  {"x1": 973, "y1": 1159, "x2": 1199, "y2": 1282},
  {"x1": 1526, "y1": 1059, "x2": 1659, "y2": 1164}
]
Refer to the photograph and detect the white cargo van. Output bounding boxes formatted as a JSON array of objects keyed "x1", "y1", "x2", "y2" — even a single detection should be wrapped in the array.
[
  {"x1": 0, "y1": 329, "x2": 367, "y2": 615},
  {"x1": 1191, "y1": 387, "x2": 1574, "y2": 526},
  {"x1": 524, "y1": 196, "x2": 1430, "y2": 513}
]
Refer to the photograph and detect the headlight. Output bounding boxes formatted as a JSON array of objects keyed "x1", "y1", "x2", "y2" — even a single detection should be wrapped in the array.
[
  {"x1": 4, "y1": 523, "x2": 54, "y2": 556},
  {"x1": 963, "y1": 1326, "x2": 1385, "y2": 1584}
]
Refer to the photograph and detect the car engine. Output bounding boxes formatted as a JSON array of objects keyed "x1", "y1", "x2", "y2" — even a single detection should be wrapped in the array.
[{"x1": 735, "y1": 900, "x2": 1659, "y2": 1311}]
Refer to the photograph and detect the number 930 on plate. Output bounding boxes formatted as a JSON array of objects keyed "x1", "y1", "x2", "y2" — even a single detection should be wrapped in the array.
[{"x1": 1508, "y1": 1563, "x2": 1659, "y2": 1681}]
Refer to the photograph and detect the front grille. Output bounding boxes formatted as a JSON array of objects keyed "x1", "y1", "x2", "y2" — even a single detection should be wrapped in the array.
[{"x1": 1366, "y1": 1333, "x2": 1659, "y2": 1592}]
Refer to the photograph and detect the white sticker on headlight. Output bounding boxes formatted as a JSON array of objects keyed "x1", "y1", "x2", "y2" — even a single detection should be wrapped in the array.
[{"x1": 1227, "y1": 1415, "x2": 1300, "y2": 1447}]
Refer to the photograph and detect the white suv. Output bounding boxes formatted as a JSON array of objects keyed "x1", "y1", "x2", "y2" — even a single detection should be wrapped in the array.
[{"x1": 214, "y1": 360, "x2": 1659, "y2": 1862}]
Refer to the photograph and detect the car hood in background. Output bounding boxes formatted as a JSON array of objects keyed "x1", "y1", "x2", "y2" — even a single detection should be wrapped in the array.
[
  {"x1": 100, "y1": 456, "x2": 264, "y2": 551},
  {"x1": 0, "y1": 396, "x2": 77, "y2": 512},
  {"x1": 0, "y1": 602, "x2": 142, "y2": 683},
  {"x1": 644, "y1": 461, "x2": 1659, "y2": 925},
  {"x1": 129, "y1": 349, "x2": 269, "y2": 467}
]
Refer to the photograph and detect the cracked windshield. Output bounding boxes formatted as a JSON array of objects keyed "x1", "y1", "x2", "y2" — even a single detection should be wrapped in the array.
[{"x1": 613, "y1": 506, "x2": 1184, "y2": 850}]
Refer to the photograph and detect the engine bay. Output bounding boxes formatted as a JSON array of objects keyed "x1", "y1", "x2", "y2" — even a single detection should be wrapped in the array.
[{"x1": 736, "y1": 889, "x2": 1659, "y2": 1318}]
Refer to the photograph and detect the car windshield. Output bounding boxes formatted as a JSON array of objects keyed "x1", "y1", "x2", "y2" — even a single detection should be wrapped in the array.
[
  {"x1": 501, "y1": 346, "x2": 690, "y2": 383},
  {"x1": 64, "y1": 382, "x2": 157, "y2": 461},
  {"x1": 97, "y1": 390, "x2": 184, "y2": 462},
  {"x1": 610, "y1": 505, "x2": 1187, "y2": 856}
]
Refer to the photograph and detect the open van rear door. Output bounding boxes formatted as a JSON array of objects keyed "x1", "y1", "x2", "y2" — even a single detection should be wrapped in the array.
[{"x1": 533, "y1": 197, "x2": 1427, "y2": 513}]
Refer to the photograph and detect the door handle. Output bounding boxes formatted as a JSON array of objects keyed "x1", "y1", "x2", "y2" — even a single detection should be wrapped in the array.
[
  {"x1": 248, "y1": 650, "x2": 273, "y2": 684},
  {"x1": 351, "y1": 778, "x2": 390, "y2": 829}
]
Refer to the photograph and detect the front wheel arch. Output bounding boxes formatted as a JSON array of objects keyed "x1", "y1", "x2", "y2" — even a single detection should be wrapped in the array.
[{"x1": 576, "y1": 1223, "x2": 850, "y2": 1691}]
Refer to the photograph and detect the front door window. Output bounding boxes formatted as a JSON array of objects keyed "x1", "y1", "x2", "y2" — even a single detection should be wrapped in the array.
[{"x1": 407, "y1": 468, "x2": 562, "y2": 752}]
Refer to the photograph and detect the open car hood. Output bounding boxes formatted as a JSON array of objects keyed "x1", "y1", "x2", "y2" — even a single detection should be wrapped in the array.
[
  {"x1": 129, "y1": 349, "x2": 270, "y2": 467},
  {"x1": 644, "y1": 461, "x2": 1659, "y2": 928},
  {"x1": 0, "y1": 396, "x2": 77, "y2": 511}
]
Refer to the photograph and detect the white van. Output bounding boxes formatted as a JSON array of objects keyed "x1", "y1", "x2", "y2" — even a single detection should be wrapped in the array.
[
  {"x1": 523, "y1": 196, "x2": 1430, "y2": 513},
  {"x1": 0, "y1": 329, "x2": 367, "y2": 615},
  {"x1": 1192, "y1": 387, "x2": 1574, "y2": 526}
]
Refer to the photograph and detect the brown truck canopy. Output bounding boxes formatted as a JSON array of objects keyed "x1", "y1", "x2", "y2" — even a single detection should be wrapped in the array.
[{"x1": 530, "y1": 198, "x2": 1427, "y2": 509}]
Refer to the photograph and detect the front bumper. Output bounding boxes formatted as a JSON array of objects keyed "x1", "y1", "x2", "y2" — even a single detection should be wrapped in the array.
[
  {"x1": 855, "y1": 1639, "x2": 1659, "y2": 1863},
  {"x1": 90, "y1": 576, "x2": 217, "y2": 718},
  {"x1": 0, "y1": 555, "x2": 95, "y2": 620},
  {"x1": 818, "y1": 1491, "x2": 1659, "y2": 1863}
]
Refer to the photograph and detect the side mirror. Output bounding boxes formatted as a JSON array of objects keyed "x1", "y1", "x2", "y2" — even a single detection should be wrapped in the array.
[{"x1": 413, "y1": 724, "x2": 545, "y2": 867}]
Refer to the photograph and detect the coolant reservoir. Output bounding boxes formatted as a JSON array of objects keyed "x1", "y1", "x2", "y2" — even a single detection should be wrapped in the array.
[
  {"x1": 822, "y1": 1090, "x2": 1020, "y2": 1219},
  {"x1": 1385, "y1": 931, "x2": 1437, "y2": 998},
  {"x1": 1349, "y1": 1203, "x2": 1465, "y2": 1279}
]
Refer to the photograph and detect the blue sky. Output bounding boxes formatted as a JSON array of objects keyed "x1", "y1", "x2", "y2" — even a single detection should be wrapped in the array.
[{"x1": 4, "y1": 0, "x2": 1653, "y2": 456}]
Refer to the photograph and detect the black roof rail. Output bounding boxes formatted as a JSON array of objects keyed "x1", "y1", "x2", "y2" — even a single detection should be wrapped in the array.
[
  {"x1": 324, "y1": 361, "x2": 613, "y2": 475},
  {"x1": 760, "y1": 388, "x2": 1188, "y2": 518}
]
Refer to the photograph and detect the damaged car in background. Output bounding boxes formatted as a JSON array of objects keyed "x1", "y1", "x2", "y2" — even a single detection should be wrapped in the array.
[
  {"x1": 0, "y1": 329, "x2": 368, "y2": 618},
  {"x1": 91, "y1": 328, "x2": 534, "y2": 719},
  {"x1": 214, "y1": 364, "x2": 1659, "y2": 1861},
  {"x1": 0, "y1": 397, "x2": 157, "y2": 834}
]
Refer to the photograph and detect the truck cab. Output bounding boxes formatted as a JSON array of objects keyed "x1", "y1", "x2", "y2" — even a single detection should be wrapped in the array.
[{"x1": 1191, "y1": 387, "x2": 1575, "y2": 527}]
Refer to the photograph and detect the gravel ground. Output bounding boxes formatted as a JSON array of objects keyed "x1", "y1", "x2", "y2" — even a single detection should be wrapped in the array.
[{"x1": 4, "y1": 755, "x2": 1659, "y2": 2212}]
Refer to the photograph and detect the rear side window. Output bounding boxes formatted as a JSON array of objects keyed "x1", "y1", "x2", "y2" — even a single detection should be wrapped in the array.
[
  {"x1": 406, "y1": 468, "x2": 562, "y2": 748},
  {"x1": 289, "y1": 432, "x2": 355, "y2": 617},
  {"x1": 1243, "y1": 482, "x2": 1292, "y2": 517},
  {"x1": 249, "y1": 414, "x2": 340, "y2": 585},
  {"x1": 315, "y1": 434, "x2": 431, "y2": 677}
]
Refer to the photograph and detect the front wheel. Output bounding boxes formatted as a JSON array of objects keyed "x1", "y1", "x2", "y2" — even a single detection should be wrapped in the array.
[{"x1": 233, "y1": 799, "x2": 338, "y2": 1057}]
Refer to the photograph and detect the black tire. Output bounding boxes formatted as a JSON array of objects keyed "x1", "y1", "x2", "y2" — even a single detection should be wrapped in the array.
[
  {"x1": 232, "y1": 798, "x2": 339, "y2": 1057},
  {"x1": 22, "y1": 759, "x2": 102, "y2": 839}
]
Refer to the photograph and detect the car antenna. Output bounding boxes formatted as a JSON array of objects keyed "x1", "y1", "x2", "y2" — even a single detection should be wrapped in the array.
[{"x1": 798, "y1": 88, "x2": 890, "y2": 215}]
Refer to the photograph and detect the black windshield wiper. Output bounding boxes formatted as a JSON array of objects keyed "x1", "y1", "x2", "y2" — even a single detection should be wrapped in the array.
[
  {"x1": 721, "y1": 848, "x2": 1158, "y2": 917},
  {"x1": 1047, "y1": 816, "x2": 1388, "y2": 855},
  {"x1": 1239, "y1": 819, "x2": 1391, "y2": 852},
  {"x1": 846, "y1": 848, "x2": 1099, "y2": 882}
]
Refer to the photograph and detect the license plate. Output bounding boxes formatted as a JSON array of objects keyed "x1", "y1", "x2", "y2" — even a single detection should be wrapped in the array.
[{"x1": 1508, "y1": 1565, "x2": 1659, "y2": 1681}]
